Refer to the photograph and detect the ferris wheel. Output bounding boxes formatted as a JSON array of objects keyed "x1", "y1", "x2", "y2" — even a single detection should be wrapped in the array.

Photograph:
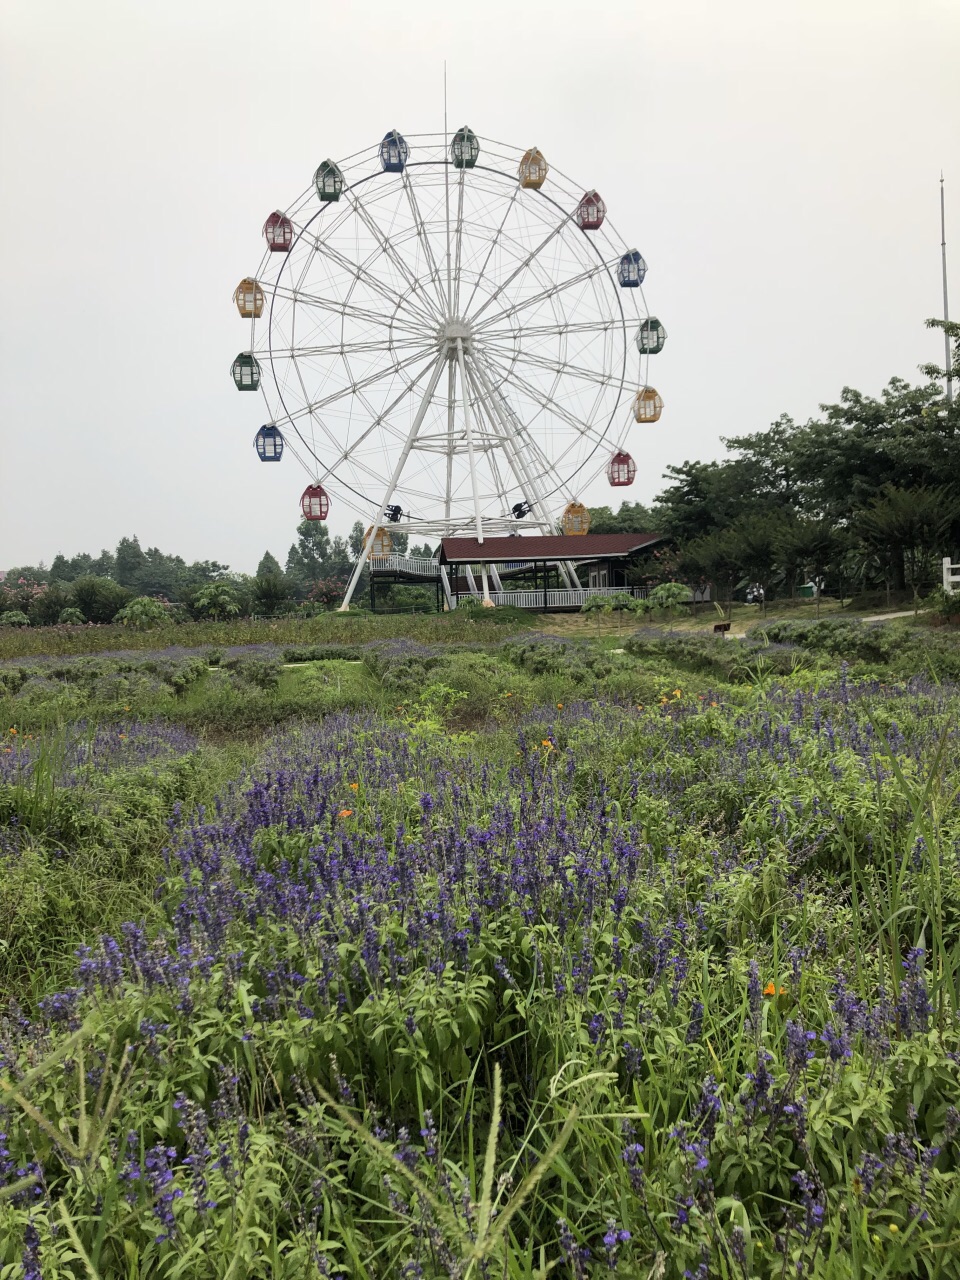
[{"x1": 231, "y1": 128, "x2": 666, "y2": 609}]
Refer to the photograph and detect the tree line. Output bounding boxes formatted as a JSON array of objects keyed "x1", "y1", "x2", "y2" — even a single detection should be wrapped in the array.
[
  {"x1": 592, "y1": 320, "x2": 960, "y2": 610},
  {"x1": 4, "y1": 320, "x2": 958, "y2": 623}
]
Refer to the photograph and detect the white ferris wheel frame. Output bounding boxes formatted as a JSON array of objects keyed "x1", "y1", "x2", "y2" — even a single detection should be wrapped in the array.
[{"x1": 240, "y1": 132, "x2": 657, "y2": 608}]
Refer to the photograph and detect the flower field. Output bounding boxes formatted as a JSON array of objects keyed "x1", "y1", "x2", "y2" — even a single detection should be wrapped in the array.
[{"x1": 2, "y1": 627, "x2": 960, "y2": 1277}]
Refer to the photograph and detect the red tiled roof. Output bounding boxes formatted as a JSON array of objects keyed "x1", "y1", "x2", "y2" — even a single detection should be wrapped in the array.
[{"x1": 439, "y1": 533, "x2": 662, "y2": 563}]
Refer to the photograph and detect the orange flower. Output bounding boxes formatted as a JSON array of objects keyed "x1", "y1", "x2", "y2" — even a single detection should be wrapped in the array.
[
  {"x1": 118, "y1": 733, "x2": 126, "y2": 740},
  {"x1": 349, "y1": 782, "x2": 359, "y2": 791},
  {"x1": 763, "y1": 982, "x2": 787, "y2": 997},
  {"x1": 710, "y1": 701, "x2": 718, "y2": 707},
  {"x1": 8, "y1": 728, "x2": 16, "y2": 736},
  {"x1": 636, "y1": 704, "x2": 643, "y2": 711},
  {"x1": 541, "y1": 739, "x2": 554, "y2": 751},
  {"x1": 338, "y1": 809, "x2": 354, "y2": 818},
  {"x1": 557, "y1": 702, "x2": 563, "y2": 709},
  {"x1": 673, "y1": 688, "x2": 683, "y2": 699},
  {"x1": 504, "y1": 692, "x2": 513, "y2": 698},
  {"x1": 124, "y1": 705, "x2": 130, "y2": 711}
]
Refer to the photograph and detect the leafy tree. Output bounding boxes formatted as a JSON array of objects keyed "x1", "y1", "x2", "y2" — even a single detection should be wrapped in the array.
[
  {"x1": 58, "y1": 607, "x2": 86, "y2": 625},
  {"x1": 586, "y1": 501, "x2": 658, "y2": 535},
  {"x1": 0, "y1": 611, "x2": 30, "y2": 627},
  {"x1": 113, "y1": 596, "x2": 168, "y2": 629},
  {"x1": 192, "y1": 583, "x2": 241, "y2": 620},
  {"x1": 646, "y1": 582, "x2": 692, "y2": 615},
  {"x1": 920, "y1": 318, "x2": 960, "y2": 384}
]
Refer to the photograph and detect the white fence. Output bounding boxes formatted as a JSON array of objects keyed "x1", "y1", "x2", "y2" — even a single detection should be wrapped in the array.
[
  {"x1": 944, "y1": 557, "x2": 960, "y2": 595},
  {"x1": 480, "y1": 586, "x2": 649, "y2": 610}
]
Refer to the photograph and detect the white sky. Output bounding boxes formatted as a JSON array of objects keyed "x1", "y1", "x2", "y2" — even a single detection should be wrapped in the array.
[{"x1": 1, "y1": 0, "x2": 958, "y2": 574}]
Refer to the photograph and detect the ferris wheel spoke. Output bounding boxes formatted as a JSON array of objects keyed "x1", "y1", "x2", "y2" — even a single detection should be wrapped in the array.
[
  {"x1": 311, "y1": 356, "x2": 443, "y2": 484},
  {"x1": 270, "y1": 336, "x2": 434, "y2": 359},
  {"x1": 342, "y1": 190, "x2": 445, "y2": 326},
  {"x1": 298, "y1": 225, "x2": 439, "y2": 330},
  {"x1": 477, "y1": 349, "x2": 609, "y2": 451},
  {"x1": 270, "y1": 286, "x2": 431, "y2": 337},
  {"x1": 401, "y1": 171, "x2": 449, "y2": 315},
  {"x1": 472, "y1": 260, "x2": 619, "y2": 333},
  {"x1": 466, "y1": 356, "x2": 574, "y2": 538},
  {"x1": 480, "y1": 318, "x2": 624, "y2": 342},
  {"x1": 452, "y1": 169, "x2": 467, "y2": 316},
  {"x1": 463, "y1": 360, "x2": 547, "y2": 521},
  {"x1": 339, "y1": 355, "x2": 448, "y2": 610},
  {"x1": 480, "y1": 342, "x2": 626, "y2": 390},
  {"x1": 458, "y1": 185, "x2": 520, "y2": 319},
  {"x1": 281, "y1": 345, "x2": 437, "y2": 419},
  {"x1": 469, "y1": 209, "x2": 574, "y2": 324}
]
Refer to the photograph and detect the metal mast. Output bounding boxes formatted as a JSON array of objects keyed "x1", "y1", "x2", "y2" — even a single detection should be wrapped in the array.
[{"x1": 943, "y1": 174, "x2": 954, "y2": 405}]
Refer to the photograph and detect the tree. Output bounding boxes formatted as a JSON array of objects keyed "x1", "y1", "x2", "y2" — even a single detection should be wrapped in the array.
[
  {"x1": 58, "y1": 607, "x2": 86, "y2": 625},
  {"x1": 853, "y1": 486, "x2": 957, "y2": 613},
  {"x1": 70, "y1": 576, "x2": 131, "y2": 624},
  {"x1": 920, "y1": 318, "x2": 960, "y2": 384},
  {"x1": 253, "y1": 573, "x2": 291, "y2": 615},
  {"x1": 192, "y1": 583, "x2": 241, "y2": 620},
  {"x1": 115, "y1": 536, "x2": 147, "y2": 588},
  {"x1": 256, "y1": 551, "x2": 284, "y2": 578},
  {"x1": 682, "y1": 529, "x2": 743, "y2": 619},
  {"x1": 348, "y1": 522, "x2": 366, "y2": 559},
  {"x1": 732, "y1": 516, "x2": 781, "y2": 616},
  {"x1": 114, "y1": 596, "x2": 168, "y2": 629},
  {"x1": 587, "y1": 501, "x2": 658, "y2": 534}
]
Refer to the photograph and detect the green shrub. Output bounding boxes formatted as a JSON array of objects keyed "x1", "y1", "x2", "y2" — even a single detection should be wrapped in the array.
[{"x1": 0, "y1": 611, "x2": 30, "y2": 627}]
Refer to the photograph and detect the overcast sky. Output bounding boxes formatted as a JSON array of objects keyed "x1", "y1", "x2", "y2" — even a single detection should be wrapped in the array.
[{"x1": 1, "y1": 0, "x2": 958, "y2": 574}]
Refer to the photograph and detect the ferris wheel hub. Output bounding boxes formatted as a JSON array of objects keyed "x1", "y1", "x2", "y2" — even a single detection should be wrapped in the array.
[{"x1": 437, "y1": 317, "x2": 475, "y2": 355}]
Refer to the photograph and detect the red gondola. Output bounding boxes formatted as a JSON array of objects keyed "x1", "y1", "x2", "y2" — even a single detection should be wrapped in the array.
[
  {"x1": 607, "y1": 450, "x2": 636, "y2": 487},
  {"x1": 576, "y1": 190, "x2": 606, "y2": 231},
  {"x1": 263, "y1": 211, "x2": 294, "y2": 252},
  {"x1": 300, "y1": 484, "x2": 329, "y2": 521}
]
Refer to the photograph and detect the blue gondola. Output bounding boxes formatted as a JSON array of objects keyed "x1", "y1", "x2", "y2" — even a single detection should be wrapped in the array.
[
  {"x1": 379, "y1": 131, "x2": 409, "y2": 173},
  {"x1": 255, "y1": 425, "x2": 284, "y2": 462},
  {"x1": 618, "y1": 250, "x2": 647, "y2": 288}
]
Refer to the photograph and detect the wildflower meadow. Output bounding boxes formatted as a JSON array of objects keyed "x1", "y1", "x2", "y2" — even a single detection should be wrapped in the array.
[{"x1": 1, "y1": 622, "x2": 960, "y2": 1277}]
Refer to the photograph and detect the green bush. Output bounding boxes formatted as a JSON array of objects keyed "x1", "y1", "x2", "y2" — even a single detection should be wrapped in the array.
[{"x1": 0, "y1": 610, "x2": 30, "y2": 627}]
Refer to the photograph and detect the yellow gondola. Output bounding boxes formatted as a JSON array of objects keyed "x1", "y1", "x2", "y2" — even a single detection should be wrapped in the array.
[
  {"x1": 633, "y1": 388, "x2": 664, "y2": 423},
  {"x1": 518, "y1": 148, "x2": 548, "y2": 190},
  {"x1": 561, "y1": 501, "x2": 591, "y2": 535}
]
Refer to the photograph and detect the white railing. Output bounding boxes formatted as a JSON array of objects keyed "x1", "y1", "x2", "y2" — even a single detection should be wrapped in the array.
[
  {"x1": 944, "y1": 557, "x2": 960, "y2": 595},
  {"x1": 485, "y1": 586, "x2": 649, "y2": 609},
  {"x1": 369, "y1": 555, "x2": 439, "y2": 576}
]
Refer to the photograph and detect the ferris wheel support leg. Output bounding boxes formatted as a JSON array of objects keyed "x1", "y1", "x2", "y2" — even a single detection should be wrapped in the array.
[
  {"x1": 467, "y1": 355, "x2": 578, "y2": 591},
  {"x1": 455, "y1": 338, "x2": 492, "y2": 605},
  {"x1": 337, "y1": 356, "x2": 447, "y2": 612}
]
